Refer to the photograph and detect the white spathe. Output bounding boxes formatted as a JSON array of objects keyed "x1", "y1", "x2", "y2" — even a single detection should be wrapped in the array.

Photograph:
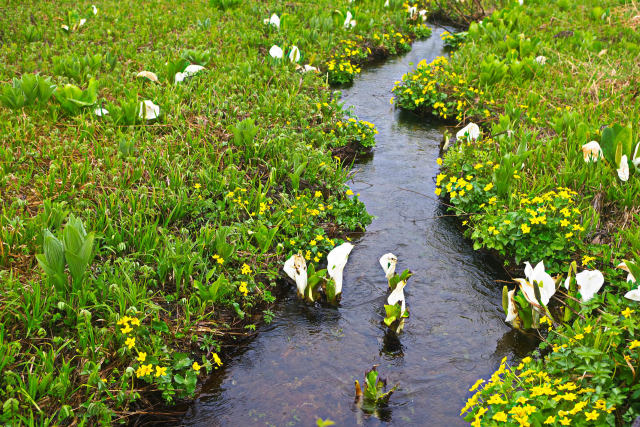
[
  {"x1": 387, "y1": 280, "x2": 407, "y2": 314},
  {"x1": 456, "y1": 122, "x2": 480, "y2": 141},
  {"x1": 535, "y1": 55, "x2": 546, "y2": 65},
  {"x1": 617, "y1": 261, "x2": 636, "y2": 283},
  {"x1": 139, "y1": 100, "x2": 160, "y2": 121},
  {"x1": 263, "y1": 13, "x2": 280, "y2": 28},
  {"x1": 625, "y1": 289, "x2": 640, "y2": 302},
  {"x1": 94, "y1": 107, "x2": 109, "y2": 117},
  {"x1": 327, "y1": 243, "x2": 354, "y2": 296},
  {"x1": 384, "y1": 0, "x2": 389, "y2": 6},
  {"x1": 301, "y1": 64, "x2": 318, "y2": 73},
  {"x1": 174, "y1": 64, "x2": 205, "y2": 83},
  {"x1": 408, "y1": 5, "x2": 417, "y2": 18},
  {"x1": 61, "y1": 24, "x2": 69, "y2": 31},
  {"x1": 617, "y1": 155, "x2": 630, "y2": 181},
  {"x1": 79, "y1": 18, "x2": 86, "y2": 27},
  {"x1": 284, "y1": 254, "x2": 308, "y2": 296},
  {"x1": 92, "y1": 5, "x2": 98, "y2": 15},
  {"x1": 344, "y1": 11, "x2": 356, "y2": 28},
  {"x1": 516, "y1": 261, "x2": 556, "y2": 309},
  {"x1": 633, "y1": 143, "x2": 640, "y2": 168},
  {"x1": 269, "y1": 45, "x2": 283, "y2": 59},
  {"x1": 136, "y1": 71, "x2": 159, "y2": 83},
  {"x1": 581, "y1": 141, "x2": 604, "y2": 162},
  {"x1": 379, "y1": 253, "x2": 397, "y2": 280},
  {"x1": 289, "y1": 45, "x2": 301, "y2": 63},
  {"x1": 419, "y1": 9, "x2": 427, "y2": 21},
  {"x1": 575, "y1": 269, "x2": 604, "y2": 302},
  {"x1": 505, "y1": 288, "x2": 518, "y2": 324}
]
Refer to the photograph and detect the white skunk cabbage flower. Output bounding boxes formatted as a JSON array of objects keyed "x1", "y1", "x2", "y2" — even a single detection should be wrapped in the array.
[
  {"x1": 632, "y1": 143, "x2": 640, "y2": 169},
  {"x1": 269, "y1": 45, "x2": 283, "y2": 59},
  {"x1": 616, "y1": 154, "x2": 629, "y2": 182},
  {"x1": 574, "y1": 270, "x2": 604, "y2": 302},
  {"x1": 518, "y1": 0, "x2": 524, "y2": 5},
  {"x1": 515, "y1": 261, "x2": 556, "y2": 309},
  {"x1": 284, "y1": 254, "x2": 308, "y2": 297},
  {"x1": 456, "y1": 122, "x2": 480, "y2": 141},
  {"x1": 61, "y1": 24, "x2": 70, "y2": 31},
  {"x1": 344, "y1": 11, "x2": 356, "y2": 28},
  {"x1": 617, "y1": 155, "x2": 629, "y2": 182},
  {"x1": 263, "y1": 13, "x2": 280, "y2": 28},
  {"x1": 625, "y1": 288, "x2": 640, "y2": 301},
  {"x1": 581, "y1": 141, "x2": 604, "y2": 162},
  {"x1": 289, "y1": 45, "x2": 301, "y2": 63},
  {"x1": 92, "y1": 5, "x2": 98, "y2": 15},
  {"x1": 535, "y1": 55, "x2": 546, "y2": 65},
  {"x1": 139, "y1": 100, "x2": 160, "y2": 121},
  {"x1": 384, "y1": 0, "x2": 390, "y2": 6},
  {"x1": 174, "y1": 64, "x2": 205, "y2": 83},
  {"x1": 407, "y1": 5, "x2": 417, "y2": 18},
  {"x1": 379, "y1": 253, "x2": 397, "y2": 280},
  {"x1": 617, "y1": 261, "x2": 636, "y2": 283},
  {"x1": 387, "y1": 280, "x2": 407, "y2": 314},
  {"x1": 300, "y1": 64, "x2": 318, "y2": 73},
  {"x1": 94, "y1": 107, "x2": 109, "y2": 117},
  {"x1": 419, "y1": 9, "x2": 428, "y2": 21},
  {"x1": 505, "y1": 288, "x2": 518, "y2": 324},
  {"x1": 136, "y1": 71, "x2": 159, "y2": 83},
  {"x1": 79, "y1": 18, "x2": 87, "y2": 27},
  {"x1": 327, "y1": 243, "x2": 354, "y2": 296}
]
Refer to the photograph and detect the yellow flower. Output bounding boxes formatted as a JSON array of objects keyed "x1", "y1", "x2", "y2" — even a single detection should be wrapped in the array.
[
  {"x1": 130, "y1": 317, "x2": 140, "y2": 326},
  {"x1": 484, "y1": 183, "x2": 493, "y2": 191},
  {"x1": 155, "y1": 366, "x2": 167, "y2": 377},
  {"x1": 192, "y1": 362, "x2": 201, "y2": 372},
  {"x1": 582, "y1": 255, "x2": 596, "y2": 265},
  {"x1": 469, "y1": 378, "x2": 484, "y2": 391},
  {"x1": 574, "y1": 333, "x2": 584, "y2": 340},
  {"x1": 584, "y1": 325, "x2": 592, "y2": 334},
  {"x1": 585, "y1": 410, "x2": 599, "y2": 421},
  {"x1": 629, "y1": 340, "x2": 640, "y2": 350},
  {"x1": 121, "y1": 324, "x2": 133, "y2": 334},
  {"x1": 314, "y1": 191, "x2": 322, "y2": 198},
  {"x1": 622, "y1": 307, "x2": 634, "y2": 318},
  {"x1": 492, "y1": 411, "x2": 508, "y2": 422},
  {"x1": 487, "y1": 394, "x2": 508, "y2": 405},
  {"x1": 543, "y1": 416, "x2": 555, "y2": 424},
  {"x1": 310, "y1": 240, "x2": 317, "y2": 246},
  {"x1": 289, "y1": 239, "x2": 296, "y2": 245},
  {"x1": 193, "y1": 183, "x2": 201, "y2": 189},
  {"x1": 435, "y1": 188, "x2": 442, "y2": 196},
  {"x1": 239, "y1": 281, "x2": 249, "y2": 297},
  {"x1": 136, "y1": 363, "x2": 153, "y2": 378},
  {"x1": 346, "y1": 189, "x2": 354, "y2": 196},
  {"x1": 125, "y1": 337, "x2": 135, "y2": 349},
  {"x1": 521, "y1": 224, "x2": 531, "y2": 234},
  {"x1": 437, "y1": 157, "x2": 443, "y2": 165},
  {"x1": 212, "y1": 353, "x2": 223, "y2": 367},
  {"x1": 241, "y1": 263, "x2": 252, "y2": 275},
  {"x1": 558, "y1": 417, "x2": 571, "y2": 426},
  {"x1": 137, "y1": 352, "x2": 147, "y2": 362}
]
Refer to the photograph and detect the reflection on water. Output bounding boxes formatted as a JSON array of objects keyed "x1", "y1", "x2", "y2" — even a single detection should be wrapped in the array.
[{"x1": 183, "y1": 29, "x2": 537, "y2": 427}]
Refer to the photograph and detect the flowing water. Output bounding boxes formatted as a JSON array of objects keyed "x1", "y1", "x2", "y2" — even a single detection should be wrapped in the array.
[{"x1": 183, "y1": 29, "x2": 537, "y2": 426}]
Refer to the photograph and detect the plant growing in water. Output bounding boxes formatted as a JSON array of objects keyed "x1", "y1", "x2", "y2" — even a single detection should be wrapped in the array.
[{"x1": 354, "y1": 366, "x2": 397, "y2": 414}]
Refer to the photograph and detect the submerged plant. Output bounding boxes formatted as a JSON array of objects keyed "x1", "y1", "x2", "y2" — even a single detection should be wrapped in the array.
[{"x1": 354, "y1": 366, "x2": 397, "y2": 414}]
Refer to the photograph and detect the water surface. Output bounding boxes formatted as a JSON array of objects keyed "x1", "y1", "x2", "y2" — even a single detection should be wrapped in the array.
[{"x1": 183, "y1": 29, "x2": 536, "y2": 427}]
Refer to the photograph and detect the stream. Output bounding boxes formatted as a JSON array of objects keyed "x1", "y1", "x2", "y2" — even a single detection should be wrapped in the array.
[{"x1": 182, "y1": 29, "x2": 537, "y2": 426}]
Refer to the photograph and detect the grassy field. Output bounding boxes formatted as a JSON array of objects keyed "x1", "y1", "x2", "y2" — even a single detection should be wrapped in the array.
[
  {"x1": 393, "y1": 0, "x2": 640, "y2": 424},
  {"x1": 0, "y1": 0, "x2": 440, "y2": 424}
]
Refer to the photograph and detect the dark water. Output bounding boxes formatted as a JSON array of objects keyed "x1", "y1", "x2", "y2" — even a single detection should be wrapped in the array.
[{"x1": 183, "y1": 29, "x2": 536, "y2": 427}]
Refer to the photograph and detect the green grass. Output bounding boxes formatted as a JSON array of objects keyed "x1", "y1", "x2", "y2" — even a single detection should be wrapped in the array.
[
  {"x1": 0, "y1": 0, "x2": 434, "y2": 424},
  {"x1": 392, "y1": 0, "x2": 640, "y2": 424}
]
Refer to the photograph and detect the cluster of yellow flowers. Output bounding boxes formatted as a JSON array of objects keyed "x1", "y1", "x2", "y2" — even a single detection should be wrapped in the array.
[{"x1": 462, "y1": 356, "x2": 614, "y2": 426}]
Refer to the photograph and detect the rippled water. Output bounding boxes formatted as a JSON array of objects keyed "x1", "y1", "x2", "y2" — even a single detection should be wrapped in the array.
[{"x1": 183, "y1": 29, "x2": 537, "y2": 427}]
